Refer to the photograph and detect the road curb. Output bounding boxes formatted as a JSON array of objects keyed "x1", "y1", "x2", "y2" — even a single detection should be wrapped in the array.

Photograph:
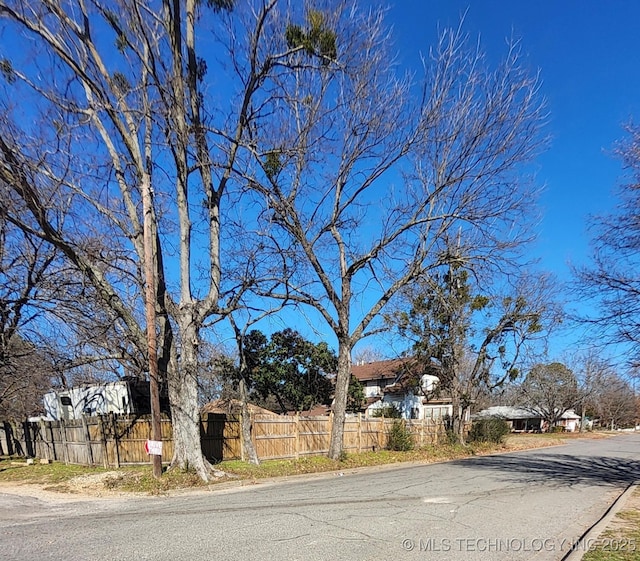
[{"x1": 561, "y1": 483, "x2": 638, "y2": 561}]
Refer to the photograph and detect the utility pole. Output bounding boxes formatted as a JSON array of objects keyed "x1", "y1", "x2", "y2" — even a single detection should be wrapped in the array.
[{"x1": 142, "y1": 178, "x2": 163, "y2": 480}]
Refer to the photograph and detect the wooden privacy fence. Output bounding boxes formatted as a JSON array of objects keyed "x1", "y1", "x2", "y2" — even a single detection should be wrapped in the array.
[{"x1": 0, "y1": 414, "x2": 454, "y2": 467}]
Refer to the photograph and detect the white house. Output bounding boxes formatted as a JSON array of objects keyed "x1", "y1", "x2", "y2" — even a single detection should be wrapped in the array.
[
  {"x1": 473, "y1": 406, "x2": 582, "y2": 432},
  {"x1": 351, "y1": 359, "x2": 454, "y2": 420}
]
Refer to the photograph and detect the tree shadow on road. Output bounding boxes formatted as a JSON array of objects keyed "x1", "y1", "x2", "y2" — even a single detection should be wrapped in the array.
[{"x1": 450, "y1": 452, "x2": 640, "y2": 487}]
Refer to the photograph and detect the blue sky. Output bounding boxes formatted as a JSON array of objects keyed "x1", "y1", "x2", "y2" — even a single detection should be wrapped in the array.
[
  {"x1": 392, "y1": 0, "x2": 640, "y2": 274},
  {"x1": 375, "y1": 1, "x2": 640, "y2": 364}
]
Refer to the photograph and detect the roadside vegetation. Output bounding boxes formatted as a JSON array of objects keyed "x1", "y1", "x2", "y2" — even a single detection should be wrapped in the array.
[
  {"x1": 0, "y1": 432, "x2": 600, "y2": 496},
  {"x1": 582, "y1": 488, "x2": 640, "y2": 561}
]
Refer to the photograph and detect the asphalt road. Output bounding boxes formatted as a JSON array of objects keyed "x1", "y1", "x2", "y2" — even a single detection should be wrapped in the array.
[{"x1": 2, "y1": 434, "x2": 640, "y2": 561}]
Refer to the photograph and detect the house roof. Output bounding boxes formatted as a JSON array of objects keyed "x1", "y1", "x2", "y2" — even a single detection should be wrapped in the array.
[
  {"x1": 201, "y1": 399, "x2": 277, "y2": 417},
  {"x1": 474, "y1": 406, "x2": 540, "y2": 420},
  {"x1": 474, "y1": 406, "x2": 581, "y2": 421},
  {"x1": 352, "y1": 358, "x2": 440, "y2": 383},
  {"x1": 286, "y1": 404, "x2": 332, "y2": 416},
  {"x1": 351, "y1": 358, "x2": 407, "y2": 382}
]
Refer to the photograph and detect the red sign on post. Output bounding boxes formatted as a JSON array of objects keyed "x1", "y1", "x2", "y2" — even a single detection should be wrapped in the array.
[{"x1": 144, "y1": 440, "x2": 163, "y2": 456}]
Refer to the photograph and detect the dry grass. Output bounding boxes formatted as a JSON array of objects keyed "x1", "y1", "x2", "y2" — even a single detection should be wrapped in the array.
[{"x1": 582, "y1": 488, "x2": 640, "y2": 561}]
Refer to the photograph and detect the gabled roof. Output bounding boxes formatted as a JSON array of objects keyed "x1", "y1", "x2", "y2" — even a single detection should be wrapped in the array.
[
  {"x1": 351, "y1": 357, "x2": 435, "y2": 383},
  {"x1": 351, "y1": 358, "x2": 407, "y2": 382}
]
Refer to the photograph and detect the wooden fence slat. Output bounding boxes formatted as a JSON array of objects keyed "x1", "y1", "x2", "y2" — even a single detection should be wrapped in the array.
[
  {"x1": 98, "y1": 416, "x2": 109, "y2": 468},
  {"x1": 59, "y1": 419, "x2": 69, "y2": 464},
  {"x1": 81, "y1": 416, "x2": 94, "y2": 466},
  {"x1": 110, "y1": 413, "x2": 120, "y2": 468}
]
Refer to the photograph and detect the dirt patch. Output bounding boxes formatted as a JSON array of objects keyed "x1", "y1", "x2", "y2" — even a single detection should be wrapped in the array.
[
  {"x1": 0, "y1": 482, "x2": 107, "y2": 502},
  {"x1": 502, "y1": 434, "x2": 566, "y2": 450},
  {"x1": 63, "y1": 471, "x2": 130, "y2": 496},
  {"x1": 0, "y1": 471, "x2": 140, "y2": 499}
]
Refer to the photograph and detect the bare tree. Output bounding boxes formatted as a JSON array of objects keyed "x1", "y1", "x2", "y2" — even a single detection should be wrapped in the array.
[
  {"x1": 573, "y1": 352, "x2": 638, "y2": 430},
  {"x1": 567, "y1": 349, "x2": 610, "y2": 431},
  {"x1": 575, "y1": 124, "x2": 640, "y2": 365},
  {"x1": 0, "y1": 337, "x2": 54, "y2": 420},
  {"x1": 242, "y1": 12, "x2": 546, "y2": 457},
  {"x1": 0, "y1": 206, "x2": 67, "y2": 417},
  {"x1": 592, "y1": 372, "x2": 637, "y2": 429},
  {"x1": 1, "y1": 177, "x2": 151, "y2": 407},
  {"x1": 196, "y1": 341, "x2": 236, "y2": 407},
  {"x1": 353, "y1": 347, "x2": 388, "y2": 365}
]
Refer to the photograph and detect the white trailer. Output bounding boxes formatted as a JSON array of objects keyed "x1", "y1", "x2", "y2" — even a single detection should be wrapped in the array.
[{"x1": 43, "y1": 380, "x2": 150, "y2": 420}]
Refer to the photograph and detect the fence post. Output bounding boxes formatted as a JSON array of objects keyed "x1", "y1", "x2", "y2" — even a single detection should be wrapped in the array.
[
  {"x1": 239, "y1": 412, "x2": 245, "y2": 462},
  {"x1": 357, "y1": 414, "x2": 362, "y2": 453},
  {"x1": 294, "y1": 414, "x2": 300, "y2": 460},
  {"x1": 48, "y1": 421, "x2": 57, "y2": 461},
  {"x1": 21, "y1": 422, "x2": 34, "y2": 458},
  {"x1": 110, "y1": 413, "x2": 120, "y2": 469},
  {"x1": 10, "y1": 421, "x2": 23, "y2": 457},
  {"x1": 5, "y1": 422, "x2": 15, "y2": 455},
  {"x1": 39, "y1": 419, "x2": 50, "y2": 461},
  {"x1": 58, "y1": 419, "x2": 69, "y2": 464}
]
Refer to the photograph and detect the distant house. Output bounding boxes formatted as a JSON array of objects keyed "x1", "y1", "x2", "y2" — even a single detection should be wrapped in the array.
[
  {"x1": 473, "y1": 406, "x2": 543, "y2": 432},
  {"x1": 351, "y1": 359, "x2": 454, "y2": 421},
  {"x1": 557, "y1": 410, "x2": 581, "y2": 432},
  {"x1": 473, "y1": 406, "x2": 581, "y2": 432}
]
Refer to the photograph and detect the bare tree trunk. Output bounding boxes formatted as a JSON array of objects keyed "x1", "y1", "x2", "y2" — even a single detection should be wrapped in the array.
[
  {"x1": 458, "y1": 404, "x2": 469, "y2": 444},
  {"x1": 239, "y1": 377, "x2": 259, "y2": 465},
  {"x1": 329, "y1": 341, "x2": 351, "y2": 459},
  {"x1": 449, "y1": 391, "x2": 466, "y2": 445},
  {"x1": 168, "y1": 318, "x2": 221, "y2": 480}
]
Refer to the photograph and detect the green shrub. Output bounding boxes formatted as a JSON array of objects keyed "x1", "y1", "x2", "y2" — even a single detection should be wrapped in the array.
[
  {"x1": 468, "y1": 418, "x2": 511, "y2": 444},
  {"x1": 550, "y1": 425, "x2": 565, "y2": 433},
  {"x1": 371, "y1": 405, "x2": 403, "y2": 418},
  {"x1": 386, "y1": 419, "x2": 415, "y2": 451},
  {"x1": 445, "y1": 428, "x2": 460, "y2": 446}
]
